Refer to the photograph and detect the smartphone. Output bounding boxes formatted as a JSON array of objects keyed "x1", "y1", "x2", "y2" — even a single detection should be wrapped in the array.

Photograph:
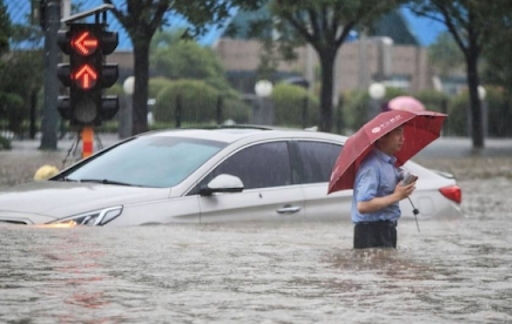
[{"x1": 402, "y1": 172, "x2": 418, "y2": 185}]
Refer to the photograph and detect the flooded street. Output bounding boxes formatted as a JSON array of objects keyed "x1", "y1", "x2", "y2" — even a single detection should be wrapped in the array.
[
  {"x1": 1, "y1": 141, "x2": 512, "y2": 323},
  {"x1": 1, "y1": 214, "x2": 511, "y2": 323}
]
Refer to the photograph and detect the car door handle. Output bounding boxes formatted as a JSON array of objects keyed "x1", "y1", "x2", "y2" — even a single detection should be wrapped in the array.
[{"x1": 276, "y1": 205, "x2": 301, "y2": 214}]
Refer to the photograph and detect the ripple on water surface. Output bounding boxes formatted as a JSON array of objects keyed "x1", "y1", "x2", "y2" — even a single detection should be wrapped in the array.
[{"x1": 1, "y1": 215, "x2": 512, "y2": 323}]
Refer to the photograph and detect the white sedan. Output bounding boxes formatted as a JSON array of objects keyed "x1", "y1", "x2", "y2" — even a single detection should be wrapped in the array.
[{"x1": 0, "y1": 127, "x2": 462, "y2": 226}]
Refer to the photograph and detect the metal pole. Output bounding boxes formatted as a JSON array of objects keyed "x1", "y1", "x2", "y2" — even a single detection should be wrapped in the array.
[
  {"x1": 482, "y1": 99, "x2": 488, "y2": 138},
  {"x1": 337, "y1": 96, "x2": 344, "y2": 134},
  {"x1": 440, "y1": 98, "x2": 448, "y2": 135},
  {"x1": 216, "y1": 95, "x2": 223, "y2": 125},
  {"x1": 62, "y1": 0, "x2": 71, "y2": 19},
  {"x1": 302, "y1": 96, "x2": 308, "y2": 129},
  {"x1": 40, "y1": 0, "x2": 60, "y2": 150},
  {"x1": 29, "y1": 90, "x2": 37, "y2": 139},
  {"x1": 118, "y1": 94, "x2": 132, "y2": 139},
  {"x1": 175, "y1": 94, "x2": 182, "y2": 128}
]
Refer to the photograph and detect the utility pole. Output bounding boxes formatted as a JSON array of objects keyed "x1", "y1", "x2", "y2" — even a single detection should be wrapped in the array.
[{"x1": 40, "y1": 0, "x2": 61, "y2": 150}]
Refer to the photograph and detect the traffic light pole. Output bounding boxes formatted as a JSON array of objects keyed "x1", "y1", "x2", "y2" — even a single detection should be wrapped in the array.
[
  {"x1": 81, "y1": 126, "x2": 94, "y2": 158},
  {"x1": 40, "y1": 0, "x2": 61, "y2": 150},
  {"x1": 56, "y1": 4, "x2": 119, "y2": 159}
]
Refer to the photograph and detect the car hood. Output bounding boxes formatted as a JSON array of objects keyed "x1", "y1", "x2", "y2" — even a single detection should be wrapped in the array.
[{"x1": 0, "y1": 181, "x2": 170, "y2": 220}]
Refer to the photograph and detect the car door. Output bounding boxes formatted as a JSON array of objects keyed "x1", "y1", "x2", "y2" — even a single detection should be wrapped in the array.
[
  {"x1": 293, "y1": 140, "x2": 352, "y2": 221},
  {"x1": 193, "y1": 141, "x2": 306, "y2": 223}
]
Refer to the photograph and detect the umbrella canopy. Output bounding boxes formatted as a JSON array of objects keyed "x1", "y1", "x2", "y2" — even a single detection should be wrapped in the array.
[
  {"x1": 328, "y1": 109, "x2": 446, "y2": 194},
  {"x1": 388, "y1": 96, "x2": 426, "y2": 112}
]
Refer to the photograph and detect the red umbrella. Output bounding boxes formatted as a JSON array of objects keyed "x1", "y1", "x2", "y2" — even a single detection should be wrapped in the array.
[
  {"x1": 328, "y1": 109, "x2": 446, "y2": 194},
  {"x1": 388, "y1": 96, "x2": 426, "y2": 112}
]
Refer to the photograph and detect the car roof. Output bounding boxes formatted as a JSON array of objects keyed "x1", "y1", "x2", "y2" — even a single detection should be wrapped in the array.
[{"x1": 138, "y1": 125, "x2": 347, "y2": 144}]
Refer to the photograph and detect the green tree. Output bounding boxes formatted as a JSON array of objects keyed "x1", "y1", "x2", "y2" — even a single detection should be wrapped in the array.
[
  {"x1": 409, "y1": 0, "x2": 512, "y2": 148},
  {"x1": 0, "y1": 0, "x2": 13, "y2": 135},
  {"x1": 0, "y1": 0, "x2": 10, "y2": 80},
  {"x1": 0, "y1": 50, "x2": 43, "y2": 136},
  {"x1": 481, "y1": 4, "x2": 512, "y2": 94},
  {"x1": 0, "y1": 18, "x2": 44, "y2": 137},
  {"x1": 266, "y1": 0, "x2": 404, "y2": 132},
  {"x1": 0, "y1": 0, "x2": 9, "y2": 56},
  {"x1": 153, "y1": 79, "x2": 220, "y2": 123},
  {"x1": 150, "y1": 31, "x2": 233, "y2": 94},
  {"x1": 104, "y1": 0, "x2": 263, "y2": 135}
]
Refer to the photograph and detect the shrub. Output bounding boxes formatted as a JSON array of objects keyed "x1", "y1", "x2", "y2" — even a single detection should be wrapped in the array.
[
  {"x1": 149, "y1": 77, "x2": 173, "y2": 99},
  {"x1": 415, "y1": 90, "x2": 450, "y2": 113},
  {"x1": 0, "y1": 92, "x2": 25, "y2": 137},
  {"x1": 219, "y1": 97, "x2": 251, "y2": 124},
  {"x1": 153, "y1": 80, "x2": 222, "y2": 124},
  {"x1": 442, "y1": 87, "x2": 512, "y2": 137},
  {"x1": 485, "y1": 87, "x2": 512, "y2": 137},
  {"x1": 105, "y1": 83, "x2": 124, "y2": 96},
  {"x1": 272, "y1": 83, "x2": 319, "y2": 127},
  {"x1": 0, "y1": 135, "x2": 11, "y2": 150},
  {"x1": 445, "y1": 93, "x2": 468, "y2": 136},
  {"x1": 343, "y1": 87, "x2": 408, "y2": 132}
]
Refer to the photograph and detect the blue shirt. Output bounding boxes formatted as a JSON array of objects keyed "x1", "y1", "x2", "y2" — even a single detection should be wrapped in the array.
[{"x1": 351, "y1": 148, "x2": 403, "y2": 223}]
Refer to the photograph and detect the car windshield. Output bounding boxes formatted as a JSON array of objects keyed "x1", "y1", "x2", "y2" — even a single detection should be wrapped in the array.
[{"x1": 63, "y1": 136, "x2": 227, "y2": 188}]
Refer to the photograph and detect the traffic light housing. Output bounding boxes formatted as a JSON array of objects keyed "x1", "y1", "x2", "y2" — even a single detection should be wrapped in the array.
[{"x1": 57, "y1": 23, "x2": 119, "y2": 126}]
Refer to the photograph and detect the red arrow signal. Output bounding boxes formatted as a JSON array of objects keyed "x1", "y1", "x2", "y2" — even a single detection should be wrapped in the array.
[
  {"x1": 72, "y1": 64, "x2": 98, "y2": 89},
  {"x1": 71, "y1": 31, "x2": 98, "y2": 56}
]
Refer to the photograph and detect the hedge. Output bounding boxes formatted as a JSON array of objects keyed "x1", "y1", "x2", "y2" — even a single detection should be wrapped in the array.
[
  {"x1": 272, "y1": 83, "x2": 319, "y2": 128},
  {"x1": 153, "y1": 79, "x2": 250, "y2": 124}
]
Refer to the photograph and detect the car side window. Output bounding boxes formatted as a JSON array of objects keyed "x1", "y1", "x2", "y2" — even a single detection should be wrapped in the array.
[
  {"x1": 296, "y1": 141, "x2": 342, "y2": 184},
  {"x1": 201, "y1": 141, "x2": 292, "y2": 190}
]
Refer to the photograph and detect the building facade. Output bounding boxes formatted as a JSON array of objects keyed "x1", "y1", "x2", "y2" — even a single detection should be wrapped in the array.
[{"x1": 213, "y1": 37, "x2": 432, "y2": 95}]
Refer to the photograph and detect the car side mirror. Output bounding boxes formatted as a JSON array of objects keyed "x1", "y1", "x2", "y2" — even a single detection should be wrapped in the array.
[{"x1": 199, "y1": 174, "x2": 244, "y2": 196}]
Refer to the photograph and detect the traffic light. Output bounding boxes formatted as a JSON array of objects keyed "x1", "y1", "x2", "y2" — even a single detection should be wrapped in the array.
[{"x1": 57, "y1": 23, "x2": 119, "y2": 126}]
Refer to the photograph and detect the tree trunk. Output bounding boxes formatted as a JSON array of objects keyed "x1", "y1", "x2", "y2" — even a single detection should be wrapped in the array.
[
  {"x1": 466, "y1": 50, "x2": 484, "y2": 148},
  {"x1": 29, "y1": 89, "x2": 37, "y2": 139},
  {"x1": 131, "y1": 40, "x2": 150, "y2": 135},
  {"x1": 319, "y1": 51, "x2": 336, "y2": 132}
]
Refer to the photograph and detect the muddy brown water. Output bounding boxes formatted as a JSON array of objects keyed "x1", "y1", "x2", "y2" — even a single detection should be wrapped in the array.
[{"x1": 1, "y1": 148, "x2": 512, "y2": 323}]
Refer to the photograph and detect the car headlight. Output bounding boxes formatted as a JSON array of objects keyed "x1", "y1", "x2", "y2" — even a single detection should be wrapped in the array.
[{"x1": 49, "y1": 206, "x2": 123, "y2": 226}]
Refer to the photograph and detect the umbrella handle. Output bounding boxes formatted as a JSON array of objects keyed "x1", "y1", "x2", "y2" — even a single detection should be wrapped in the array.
[{"x1": 407, "y1": 197, "x2": 420, "y2": 233}]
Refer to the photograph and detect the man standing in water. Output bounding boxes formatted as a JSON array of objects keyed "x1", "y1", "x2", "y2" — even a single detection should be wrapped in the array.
[{"x1": 351, "y1": 126, "x2": 417, "y2": 249}]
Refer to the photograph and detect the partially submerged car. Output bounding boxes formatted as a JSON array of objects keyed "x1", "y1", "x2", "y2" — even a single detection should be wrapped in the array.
[{"x1": 0, "y1": 126, "x2": 462, "y2": 226}]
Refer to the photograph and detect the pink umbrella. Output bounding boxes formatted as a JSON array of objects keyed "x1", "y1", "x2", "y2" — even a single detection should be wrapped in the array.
[
  {"x1": 328, "y1": 109, "x2": 446, "y2": 194},
  {"x1": 388, "y1": 96, "x2": 426, "y2": 112}
]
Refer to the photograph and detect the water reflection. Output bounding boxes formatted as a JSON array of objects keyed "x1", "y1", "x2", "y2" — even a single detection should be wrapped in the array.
[{"x1": 0, "y1": 228, "x2": 122, "y2": 323}]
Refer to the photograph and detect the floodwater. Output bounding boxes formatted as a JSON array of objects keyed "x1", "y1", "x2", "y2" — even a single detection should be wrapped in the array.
[
  {"x1": 1, "y1": 150, "x2": 512, "y2": 323},
  {"x1": 1, "y1": 179, "x2": 512, "y2": 323}
]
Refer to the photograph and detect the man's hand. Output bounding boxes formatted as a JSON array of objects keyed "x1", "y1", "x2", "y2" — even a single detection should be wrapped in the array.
[{"x1": 395, "y1": 181, "x2": 416, "y2": 200}]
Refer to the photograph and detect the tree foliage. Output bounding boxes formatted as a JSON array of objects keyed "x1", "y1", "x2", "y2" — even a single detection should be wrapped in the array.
[
  {"x1": 409, "y1": 0, "x2": 512, "y2": 148},
  {"x1": 150, "y1": 31, "x2": 233, "y2": 94},
  {"x1": 0, "y1": 0, "x2": 14, "y2": 134},
  {"x1": 272, "y1": 83, "x2": 319, "y2": 127},
  {"x1": 0, "y1": 44, "x2": 44, "y2": 135},
  {"x1": 0, "y1": 17, "x2": 45, "y2": 135},
  {"x1": 104, "y1": 0, "x2": 264, "y2": 135},
  {"x1": 0, "y1": 0, "x2": 10, "y2": 81},
  {"x1": 480, "y1": 2, "x2": 512, "y2": 94},
  {"x1": 266, "y1": 0, "x2": 404, "y2": 132},
  {"x1": 0, "y1": 0, "x2": 10, "y2": 56}
]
